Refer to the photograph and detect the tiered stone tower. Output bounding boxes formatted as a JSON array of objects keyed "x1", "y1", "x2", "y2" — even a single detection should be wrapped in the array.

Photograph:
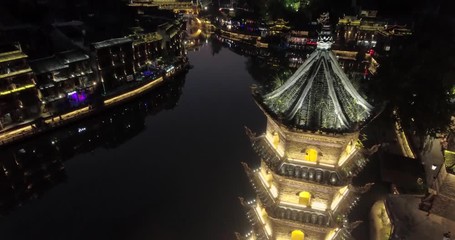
[{"x1": 237, "y1": 13, "x2": 375, "y2": 240}]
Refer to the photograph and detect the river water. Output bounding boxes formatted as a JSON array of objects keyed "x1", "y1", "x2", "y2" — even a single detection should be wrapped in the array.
[{"x1": 0, "y1": 41, "x2": 380, "y2": 239}]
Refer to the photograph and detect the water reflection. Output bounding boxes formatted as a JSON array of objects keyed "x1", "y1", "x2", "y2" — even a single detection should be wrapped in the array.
[
  {"x1": 212, "y1": 36, "x2": 311, "y2": 90},
  {"x1": 215, "y1": 36, "x2": 369, "y2": 101},
  {"x1": 0, "y1": 76, "x2": 186, "y2": 215}
]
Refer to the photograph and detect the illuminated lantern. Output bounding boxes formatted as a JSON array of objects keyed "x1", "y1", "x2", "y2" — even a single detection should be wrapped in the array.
[
  {"x1": 291, "y1": 230, "x2": 304, "y2": 240},
  {"x1": 305, "y1": 148, "x2": 318, "y2": 162},
  {"x1": 299, "y1": 191, "x2": 311, "y2": 206}
]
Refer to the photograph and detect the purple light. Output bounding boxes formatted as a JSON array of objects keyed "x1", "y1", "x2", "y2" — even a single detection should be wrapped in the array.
[
  {"x1": 77, "y1": 92, "x2": 87, "y2": 102},
  {"x1": 143, "y1": 70, "x2": 152, "y2": 77},
  {"x1": 68, "y1": 91, "x2": 87, "y2": 103},
  {"x1": 69, "y1": 92, "x2": 78, "y2": 101}
]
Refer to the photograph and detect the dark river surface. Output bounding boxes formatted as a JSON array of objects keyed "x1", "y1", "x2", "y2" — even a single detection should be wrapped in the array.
[{"x1": 0, "y1": 41, "x2": 385, "y2": 239}]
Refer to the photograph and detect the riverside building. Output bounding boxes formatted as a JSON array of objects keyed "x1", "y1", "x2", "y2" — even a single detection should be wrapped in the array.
[{"x1": 0, "y1": 43, "x2": 42, "y2": 130}]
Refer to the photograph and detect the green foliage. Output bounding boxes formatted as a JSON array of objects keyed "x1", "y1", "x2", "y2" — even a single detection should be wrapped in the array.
[
  {"x1": 272, "y1": 76, "x2": 284, "y2": 90},
  {"x1": 236, "y1": 0, "x2": 306, "y2": 20},
  {"x1": 371, "y1": 14, "x2": 455, "y2": 141},
  {"x1": 283, "y1": 0, "x2": 300, "y2": 12}
]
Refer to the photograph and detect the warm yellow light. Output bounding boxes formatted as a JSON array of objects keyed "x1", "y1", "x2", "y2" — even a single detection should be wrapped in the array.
[
  {"x1": 270, "y1": 184, "x2": 278, "y2": 198},
  {"x1": 0, "y1": 125, "x2": 32, "y2": 142},
  {"x1": 188, "y1": 29, "x2": 202, "y2": 38},
  {"x1": 311, "y1": 201, "x2": 327, "y2": 211},
  {"x1": 272, "y1": 132, "x2": 280, "y2": 148},
  {"x1": 254, "y1": 204, "x2": 272, "y2": 236},
  {"x1": 0, "y1": 68, "x2": 32, "y2": 79},
  {"x1": 338, "y1": 140, "x2": 362, "y2": 166},
  {"x1": 394, "y1": 120, "x2": 416, "y2": 159},
  {"x1": 289, "y1": 157, "x2": 317, "y2": 164},
  {"x1": 254, "y1": 205, "x2": 262, "y2": 219},
  {"x1": 319, "y1": 162, "x2": 335, "y2": 168},
  {"x1": 261, "y1": 207, "x2": 268, "y2": 220},
  {"x1": 104, "y1": 77, "x2": 163, "y2": 105},
  {"x1": 291, "y1": 230, "x2": 304, "y2": 240},
  {"x1": 258, "y1": 171, "x2": 270, "y2": 188},
  {"x1": 263, "y1": 169, "x2": 273, "y2": 183},
  {"x1": 325, "y1": 228, "x2": 338, "y2": 240},
  {"x1": 265, "y1": 223, "x2": 272, "y2": 236},
  {"x1": 299, "y1": 191, "x2": 311, "y2": 206},
  {"x1": 304, "y1": 149, "x2": 318, "y2": 162},
  {"x1": 338, "y1": 147, "x2": 355, "y2": 166},
  {"x1": 44, "y1": 106, "x2": 89, "y2": 124},
  {"x1": 266, "y1": 131, "x2": 284, "y2": 157},
  {"x1": 258, "y1": 171, "x2": 278, "y2": 198},
  {"x1": 330, "y1": 186, "x2": 349, "y2": 210},
  {"x1": 0, "y1": 84, "x2": 35, "y2": 95}
]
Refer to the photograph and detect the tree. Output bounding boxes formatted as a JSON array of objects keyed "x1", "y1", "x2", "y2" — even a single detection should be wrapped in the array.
[{"x1": 371, "y1": 14, "x2": 455, "y2": 145}]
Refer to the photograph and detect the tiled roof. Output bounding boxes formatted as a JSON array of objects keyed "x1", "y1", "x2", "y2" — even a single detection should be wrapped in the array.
[{"x1": 259, "y1": 29, "x2": 373, "y2": 132}]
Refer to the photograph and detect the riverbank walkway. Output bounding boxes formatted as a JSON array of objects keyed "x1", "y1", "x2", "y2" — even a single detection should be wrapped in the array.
[{"x1": 0, "y1": 76, "x2": 165, "y2": 146}]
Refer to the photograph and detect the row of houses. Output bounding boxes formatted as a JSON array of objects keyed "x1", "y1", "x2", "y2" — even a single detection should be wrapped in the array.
[
  {"x1": 336, "y1": 14, "x2": 412, "y2": 52},
  {"x1": 215, "y1": 8, "x2": 412, "y2": 54},
  {"x1": 287, "y1": 13, "x2": 412, "y2": 53},
  {"x1": 0, "y1": 20, "x2": 185, "y2": 131}
]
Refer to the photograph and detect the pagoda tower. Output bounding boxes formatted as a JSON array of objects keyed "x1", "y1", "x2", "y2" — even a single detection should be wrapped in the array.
[{"x1": 237, "y1": 13, "x2": 375, "y2": 240}]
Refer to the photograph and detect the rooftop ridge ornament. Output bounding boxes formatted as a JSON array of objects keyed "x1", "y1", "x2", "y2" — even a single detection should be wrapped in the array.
[
  {"x1": 317, "y1": 12, "x2": 333, "y2": 50},
  {"x1": 317, "y1": 12, "x2": 330, "y2": 25}
]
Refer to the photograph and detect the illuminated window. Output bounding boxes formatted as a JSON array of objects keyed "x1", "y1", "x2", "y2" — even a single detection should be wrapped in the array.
[
  {"x1": 298, "y1": 191, "x2": 311, "y2": 206},
  {"x1": 304, "y1": 148, "x2": 318, "y2": 162},
  {"x1": 272, "y1": 132, "x2": 280, "y2": 148},
  {"x1": 291, "y1": 230, "x2": 304, "y2": 240}
]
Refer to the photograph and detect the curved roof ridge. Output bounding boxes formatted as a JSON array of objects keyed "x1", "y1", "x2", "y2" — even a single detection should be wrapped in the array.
[
  {"x1": 264, "y1": 50, "x2": 319, "y2": 99},
  {"x1": 323, "y1": 51, "x2": 349, "y2": 128},
  {"x1": 327, "y1": 51, "x2": 373, "y2": 111},
  {"x1": 285, "y1": 56, "x2": 323, "y2": 120}
]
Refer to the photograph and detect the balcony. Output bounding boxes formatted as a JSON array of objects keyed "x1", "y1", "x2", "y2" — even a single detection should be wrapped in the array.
[
  {"x1": 0, "y1": 83, "x2": 36, "y2": 96},
  {"x1": 0, "y1": 68, "x2": 32, "y2": 79}
]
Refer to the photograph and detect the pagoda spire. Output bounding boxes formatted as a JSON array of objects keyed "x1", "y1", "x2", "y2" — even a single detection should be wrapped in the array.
[{"x1": 316, "y1": 12, "x2": 334, "y2": 50}]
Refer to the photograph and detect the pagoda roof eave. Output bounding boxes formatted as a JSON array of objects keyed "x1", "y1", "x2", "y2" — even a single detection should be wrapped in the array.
[
  {"x1": 239, "y1": 197, "x2": 272, "y2": 240},
  {"x1": 268, "y1": 215, "x2": 333, "y2": 236},
  {"x1": 251, "y1": 90, "x2": 369, "y2": 135},
  {"x1": 242, "y1": 162, "x2": 335, "y2": 222},
  {"x1": 242, "y1": 162, "x2": 276, "y2": 207},
  {"x1": 254, "y1": 47, "x2": 374, "y2": 132},
  {"x1": 245, "y1": 129, "x2": 349, "y2": 186},
  {"x1": 331, "y1": 184, "x2": 362, "y2": 217}
]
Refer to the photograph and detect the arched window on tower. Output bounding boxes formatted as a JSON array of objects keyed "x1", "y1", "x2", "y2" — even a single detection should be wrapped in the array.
[
  {"x1": 291, "y1": 230, "x2": 305, "y2": 240},
  {"x1": 304, "y1": 148, "x2": 318, "y2": 162},
  {"x1": 298, "y1": 191, "x2": 311, "y2": 207}
]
